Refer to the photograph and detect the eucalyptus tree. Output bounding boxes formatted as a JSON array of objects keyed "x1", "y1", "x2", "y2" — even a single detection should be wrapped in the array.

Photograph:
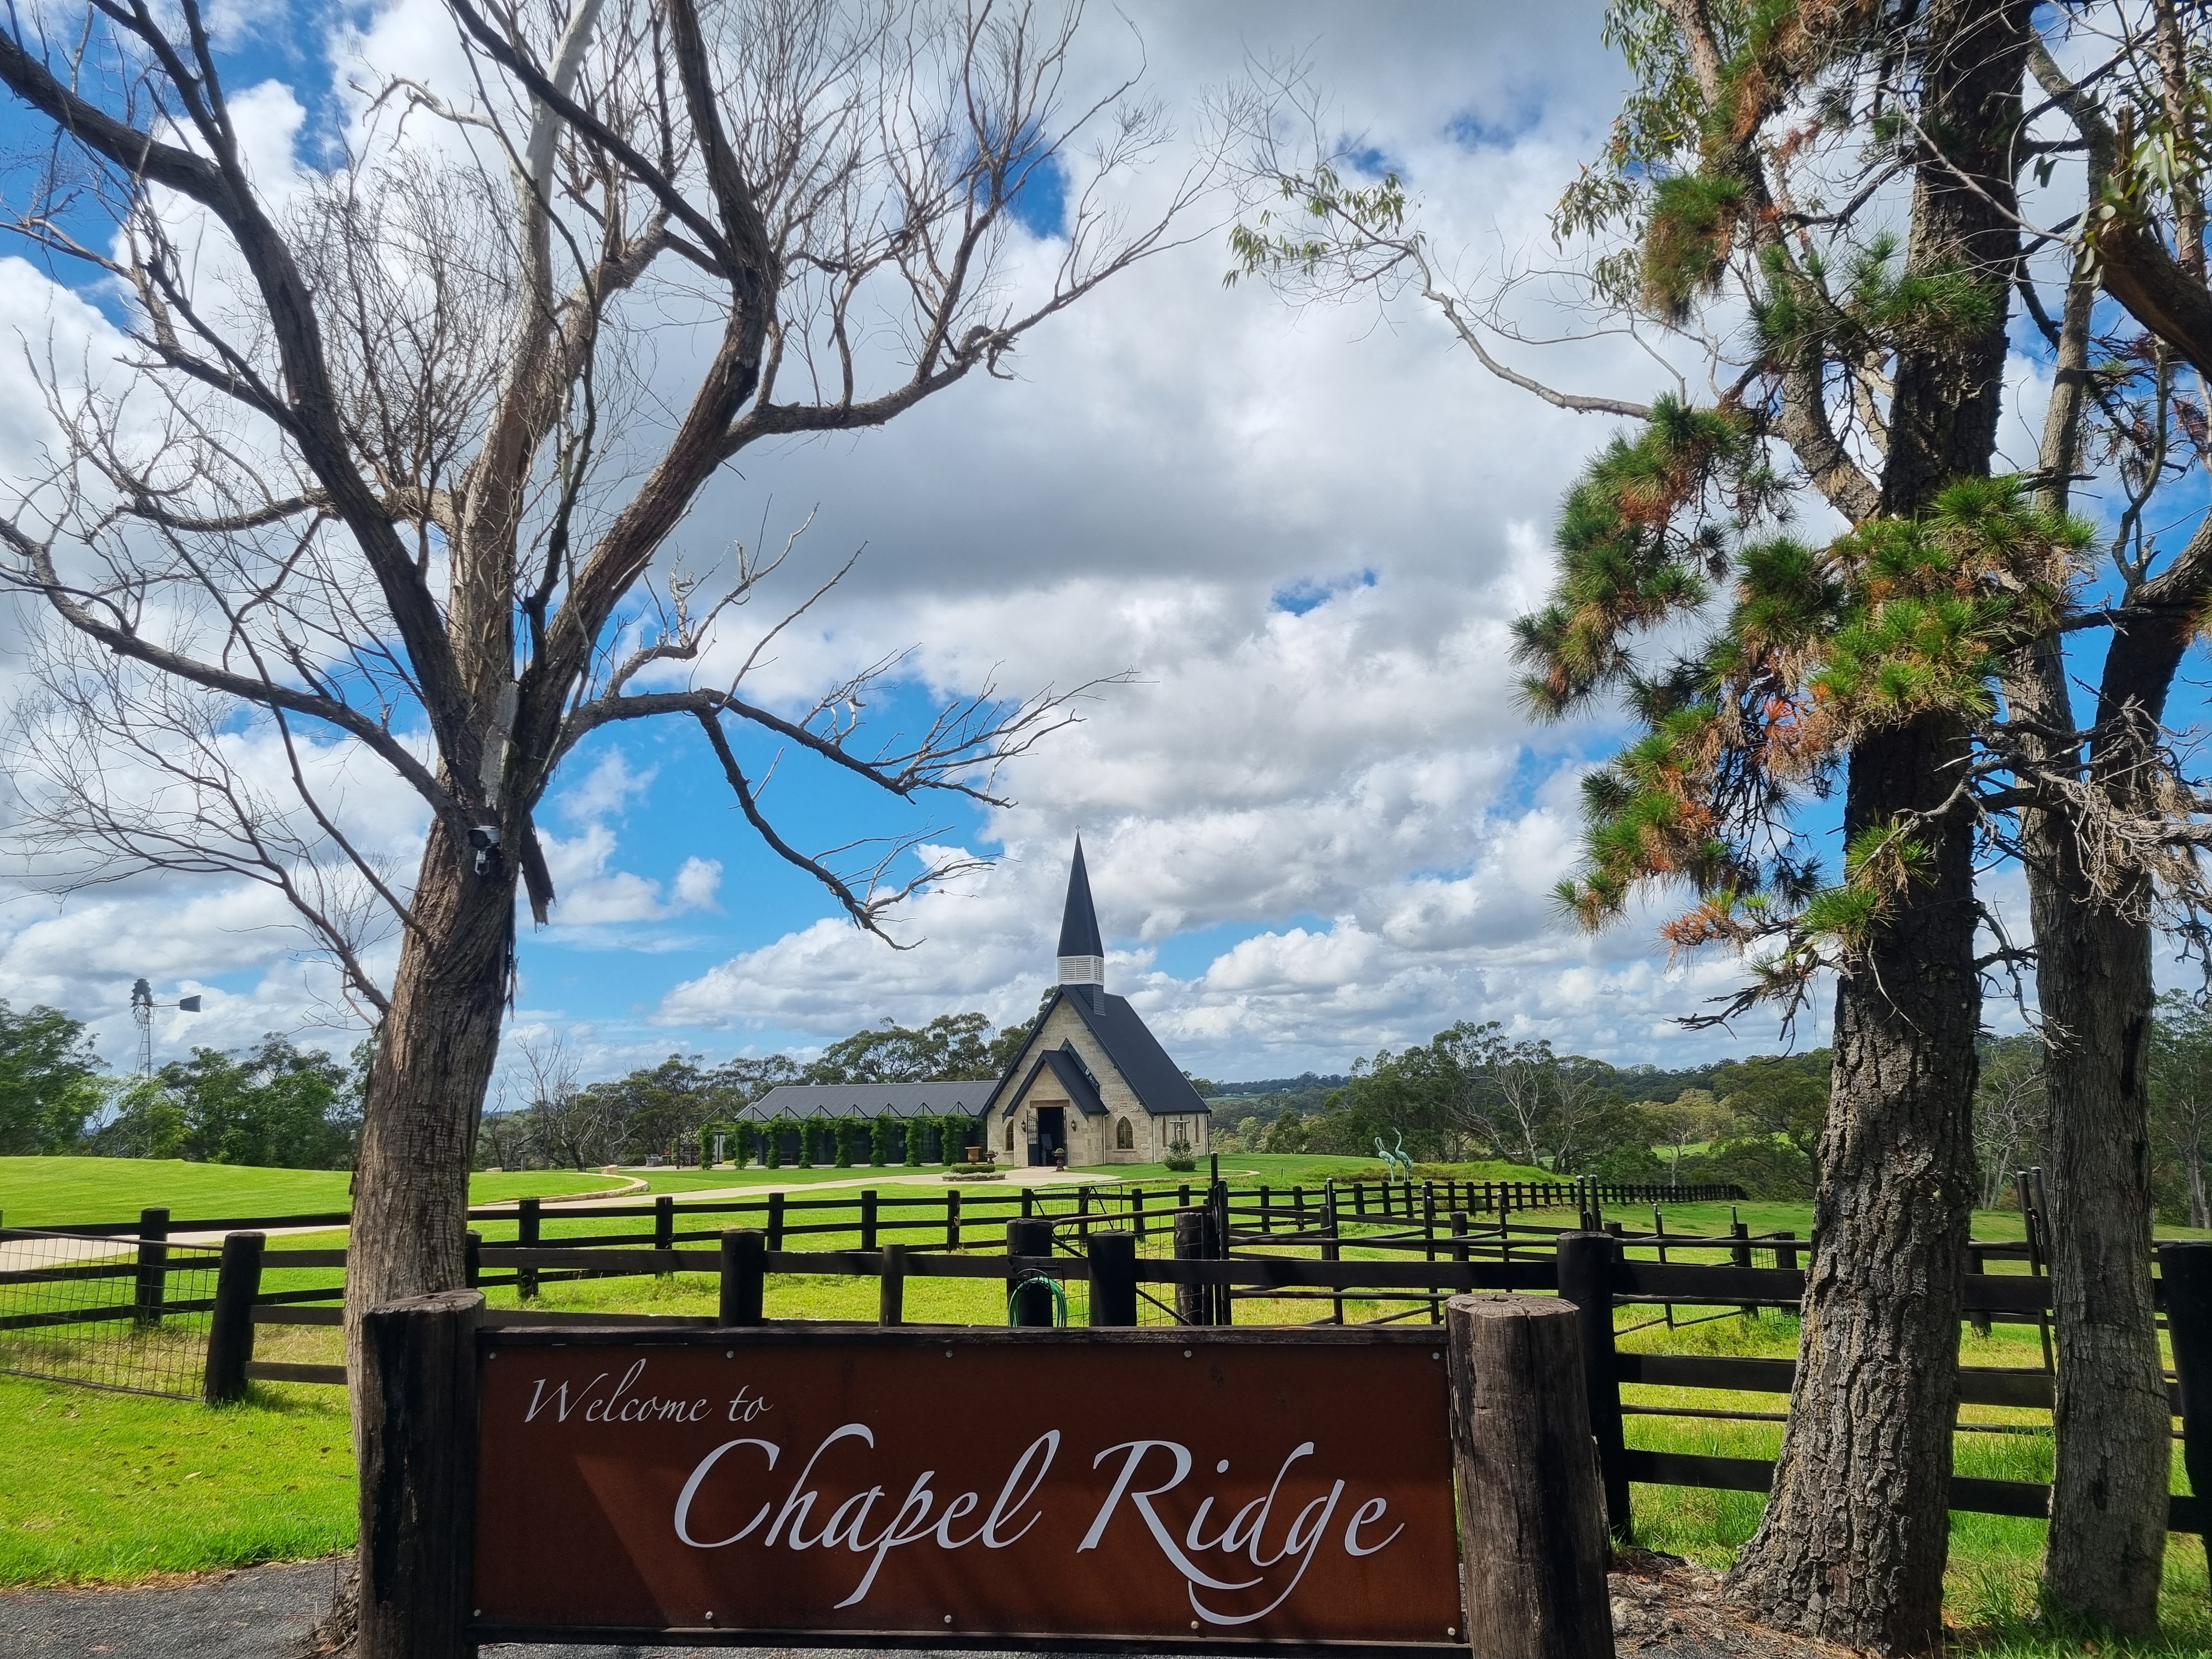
[
  {"x1": 0, "y1": 0, "x2": 1200, "y2": 1449},
  {"x1": 1227, "y1": 0, "x2": 2211, "y2": 1643}
]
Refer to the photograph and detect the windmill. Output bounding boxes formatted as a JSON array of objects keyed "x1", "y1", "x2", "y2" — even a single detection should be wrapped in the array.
[{"x1": 129, "y1": 979, "x2": 201, "y2": 1079}]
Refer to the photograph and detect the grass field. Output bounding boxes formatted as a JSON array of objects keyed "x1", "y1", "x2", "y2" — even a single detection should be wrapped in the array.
[{"x1": 0, "y1": 1158, "x2": 629, "y2": 1230}]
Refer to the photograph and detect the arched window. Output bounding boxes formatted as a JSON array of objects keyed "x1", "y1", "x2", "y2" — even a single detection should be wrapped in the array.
[
  {"x1": 1115, "y1": 1118, "x2": 1135, "y2": 1150},
  {"x1": 1005, "y1": 1118, "x2": 1015, "y2": 1151}
]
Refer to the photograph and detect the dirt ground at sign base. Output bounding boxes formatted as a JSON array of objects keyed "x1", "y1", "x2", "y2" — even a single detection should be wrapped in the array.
[
  {"x1": 1, "y1": 1552, "x2": 1854, "y2": 1659},
  {"x1": 1610, "y1": 1549, "x2": 1877, "y2": 1659}
]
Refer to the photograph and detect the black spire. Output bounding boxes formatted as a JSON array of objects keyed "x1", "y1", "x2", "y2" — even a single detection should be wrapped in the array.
[{"x1": 1057, "y1": 836, "x2": 1104, "y2": 958}]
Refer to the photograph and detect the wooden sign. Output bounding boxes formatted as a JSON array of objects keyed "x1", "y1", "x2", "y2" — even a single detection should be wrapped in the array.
[{"x1": 472, "y1": 1325, "x2": 1462, "y2": 1649}]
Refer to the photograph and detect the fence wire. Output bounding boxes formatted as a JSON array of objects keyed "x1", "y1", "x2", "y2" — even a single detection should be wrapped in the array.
[{"x1": 0, "y1": 1229, "x2": 220, "y2": 1399}]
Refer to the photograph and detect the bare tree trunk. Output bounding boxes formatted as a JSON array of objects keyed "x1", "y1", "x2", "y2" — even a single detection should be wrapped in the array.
[
  {"x1": 2030, "y1": 876, "x2": 2169, "y2": 1627},
  {"x1": 2191, "y1": 1150, "x2": 2209, "y2": 1232},
  {"x1": 345, "y1": 819, "x2": 515, "y2": 1398},
  {"x1": 2002, "y1": 127, "x2": 2171, "y2": 1627},
  {"x1": 1726, "y1": 716, "x2": 1982, "y2": 1654}
]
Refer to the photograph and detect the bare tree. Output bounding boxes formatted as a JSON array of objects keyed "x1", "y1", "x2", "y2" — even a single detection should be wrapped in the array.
[
  {"x1": 2151, "y1": 992, "x2": 2212, "y2": 1229},
  {"x1": 515, "y1": 1032, "x2": 624, "y2": 1169},
  {"x1": 1971, "y1": 1039, "x2": 2045, "y2": 1212},
  {"x1": 0, "y1": 3, "x2": 1208, "y2": 1635}
]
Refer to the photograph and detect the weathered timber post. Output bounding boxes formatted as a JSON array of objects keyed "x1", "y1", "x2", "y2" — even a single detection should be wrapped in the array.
[
  {"x1": 766, "y1": 1190, "x2": 786, "y2": 1252},
  {"x1": 516, "y1": 1198, "x2": 540, "y2": 1301},
  {"x1": 1965, "y1": 1242, "x2": 1988, "y2": 1338},
  {"x1": 464, "y1": 1230, "x2": 482, "y2": 1290},
  {"x1": 1555, "y1": 1231, "x2": 1630, "y2": 1541},
  {"x1": 719, "y1": 1228, "x2": 765, "y2": 1326},
  {"x1": 879, "y1": 1241, "x2": 908, "y2": 1326},
  {"x1": 357, "y1": 1289, "x2": 481, "y2": 1659},
  {"x1": 1729, "y1": 1217, "x2": 1752, "y2": 1318},
  {"x1": 654, "y1": 1195, "x2": 675, "y2": 1268},
  {"x1": 1089, "y1": 1231, "x2": 1138, "y2": 1327},
  {"x1": 861, "y1": 1189, "x2": 879, "y2": 1251},
  {"x1": 1173, "y1": 1207, "x2": 1211, "y2": 1327},
  {"x1": 133, "y1": 1206, "x2": 169, "y2": 1328},
  {"x1": 1324, "y1": 1184, "x2": 1345, "y2": 1325},
  {"x1": 1133, "y1": 1186, "x2": 1147, "y2": 1242},
  {"x1": 1258, "y1": 1184, "x2": 1271, "y2": 1235},
  {"x1": 946, "y1": 1188, "x2": 962, "y2": 1251},
  {"x1": 1445, "y1": 1292, "x2": 1616, "y2": 1659},
  {"x1": 202, "y1": 1232, "x2": 264, "y2": 1404},
  {"x1": 1009, "y1": 1218, "x2": 1057, "y2": 1327},
  {"x1": 2160, "y1": 1242, "x2": 2212, "y2": 1543}
]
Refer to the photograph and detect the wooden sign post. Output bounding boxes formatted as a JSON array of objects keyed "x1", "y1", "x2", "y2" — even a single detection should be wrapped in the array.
[{"x1": 355, "y1": 1293, "x2": 1613, "y2": 1659}]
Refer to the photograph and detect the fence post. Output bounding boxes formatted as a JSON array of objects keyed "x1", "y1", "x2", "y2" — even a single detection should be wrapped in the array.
[
  {"x1": 1445, "y1": 1293, "x2": 1615, "y2": 1659},
  {"x1": 719, "y1": 1228, "x2": 766, "y2": 1326},
  {"x1": 767, "y1": 1190, "x2": 786, "y2": 1252},
  {"x1": 1021, "y1": 1187, "x2": 1035, "y2": 1220},
  {"x1": 132, "y1": 1206, "x2": 169, "y2": 1328},
  {"x1": 1324, "y1": 1184, "x2": 1345, "y2": 1325},
  {"x1": 357, "y1": 1289, "x2": 481, "y2": 1659},
  {"x1": 946, "y1": 1188, "x2": 962, "y2": 1251},
  {"x1": 1257, "y1": 1184, "x2": 1271, "y2": 1235},
  {"x1": 1089, "y1": 1231, "x2": 1138, "y2": 1327},
  {"x1": 654, "y1": 1194, "x2": 675, "y2": 1257},
  {"x1": 516, "y1": 1198, "x2": 540, "y2": 1301},
  {"x1": 464, "y1": 1229, "x2": 482, "y2": 1290},
  {"x1": 202, "y1": 1232, "x2": 264, "y2": 1405},
  {"x1": 1173, "y1": 1208, "x2": 1210, "y2": 1326},
  {"x1": 1555, "y1": 1231, "x2": 1630, "y2": 1542},
  {"x1": 861, "y1": 1189, "x2": 879, "y2": 1251},
  {"x1": 1009, "y1": 1218, "x2": 1057, "y2": 1326},
  {"x1": 1133, "y1": 1186, "x2": 1147, "y2": 1243},
  {"x1": 880, "y1": 1241, "x2": 907, "y2": 1327},
  {"x1": 2161, "y1": 1241, "x2": 2212, "y2": 1532}
]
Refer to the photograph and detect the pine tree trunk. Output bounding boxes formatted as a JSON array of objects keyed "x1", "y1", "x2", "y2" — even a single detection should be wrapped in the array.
[
  {"x1": 345, "y1": 817, "x2": 516, "y2": 1392},
  {"x1": 1725, "y1": 715, "x2": 1982, "y2": 1654}
]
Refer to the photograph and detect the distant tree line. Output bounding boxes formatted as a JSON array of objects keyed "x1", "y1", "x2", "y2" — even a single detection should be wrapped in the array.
[{"x1": 0, "y1": 997, "x2": 363, "y2": 1169}]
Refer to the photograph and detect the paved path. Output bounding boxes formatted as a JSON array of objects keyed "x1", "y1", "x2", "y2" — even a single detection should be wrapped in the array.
[
  {"x1": 0, "y1": 1559, "x2": 1211, "y2": 1659},
  {"x1": 501, "y1": 1166, "x2": 1130, "y2": 1212}
]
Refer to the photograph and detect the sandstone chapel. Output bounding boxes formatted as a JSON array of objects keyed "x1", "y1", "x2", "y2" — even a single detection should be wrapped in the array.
[
  {"x1": 981, "y1": 838, "x2": 1213, "y2": 1167},
  {"x1": 741, "y1": 839, "x2": 1212, "y2": 1168}
]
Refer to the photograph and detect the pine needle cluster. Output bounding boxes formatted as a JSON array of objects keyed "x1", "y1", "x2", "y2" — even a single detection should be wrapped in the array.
[{"x1": 1516, "y1": 421, "x2": 2090, "y2": 1011}]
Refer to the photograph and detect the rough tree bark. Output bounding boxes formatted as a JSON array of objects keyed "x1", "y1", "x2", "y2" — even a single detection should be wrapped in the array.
[
  {"x1": 2003, "y1": 33, "x2": 2212, "y2": 1627},
  {"x1": 342, "y1": 822, "x2": 516, "y2": 1383},
  {"x1": 1726, "y1": 2, "x2": 2032, "y2": 1649},
  {"x1": 1726, "y1": 716, "x2": 1983, "y2": 1651}
]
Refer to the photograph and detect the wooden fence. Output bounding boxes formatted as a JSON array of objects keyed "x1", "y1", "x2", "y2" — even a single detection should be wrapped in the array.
[{"x1": 25, "y1": 1179, "x2": 2193, "y2": 1553}]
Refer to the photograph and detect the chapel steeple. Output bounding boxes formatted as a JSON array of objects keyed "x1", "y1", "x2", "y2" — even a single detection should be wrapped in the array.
[{"x1": 1056, "y1": 836, "x2": 1105, "y2": 989}]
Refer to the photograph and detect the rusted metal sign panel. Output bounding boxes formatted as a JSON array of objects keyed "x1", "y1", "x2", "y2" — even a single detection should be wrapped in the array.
[{"x1": 473, "y1": 1326, "x2": 1459, "y2": 1649}]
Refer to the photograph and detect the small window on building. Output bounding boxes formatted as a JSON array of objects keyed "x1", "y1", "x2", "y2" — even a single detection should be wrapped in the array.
[
  {"x1": 1115, "y1": 1118, "x2": 1135, "y2": 1150},
  {"x1": 1005, "y1": 1118, "x2": 1015, "y2": 1150}
]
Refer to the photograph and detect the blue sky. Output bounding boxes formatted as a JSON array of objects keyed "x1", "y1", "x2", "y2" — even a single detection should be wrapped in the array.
[{"x1": 1, "y1": 1, "x2": 2199, "y2": 1089}]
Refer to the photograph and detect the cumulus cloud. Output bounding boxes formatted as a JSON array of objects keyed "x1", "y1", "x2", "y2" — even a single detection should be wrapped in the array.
[{"x1": 0, "y1": 0, "x2": 1888, "y2": 1082}]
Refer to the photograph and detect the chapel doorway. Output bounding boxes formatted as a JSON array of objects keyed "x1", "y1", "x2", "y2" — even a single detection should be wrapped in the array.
[{"x1": 1033, "y1": 1105, "x2": 1066, "y2": 1168}]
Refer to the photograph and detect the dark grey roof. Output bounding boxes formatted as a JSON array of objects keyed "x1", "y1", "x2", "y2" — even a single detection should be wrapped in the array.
[
  {"x1": 1057, "y1": 837, "x2": 1104, "y2": 958},
  {"x1": 985, "y1": 988, "x2": 1212, "y2": 1120},
  {"x1": 1008, "y1": 1046, "x2": 1107, "y2": 1118},
  {"x1": 740, "y1": 1082, "x2": 992, "y2": 1121}
]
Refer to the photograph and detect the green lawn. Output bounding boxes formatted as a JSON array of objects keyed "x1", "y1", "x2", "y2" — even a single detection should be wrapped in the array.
[
  {"x1": 0, "y1": 1158, "x2": 629, "y2": 1229},
  {"x1": 0, "y1": 1374, "x2": 356, "y2": 1583}
]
